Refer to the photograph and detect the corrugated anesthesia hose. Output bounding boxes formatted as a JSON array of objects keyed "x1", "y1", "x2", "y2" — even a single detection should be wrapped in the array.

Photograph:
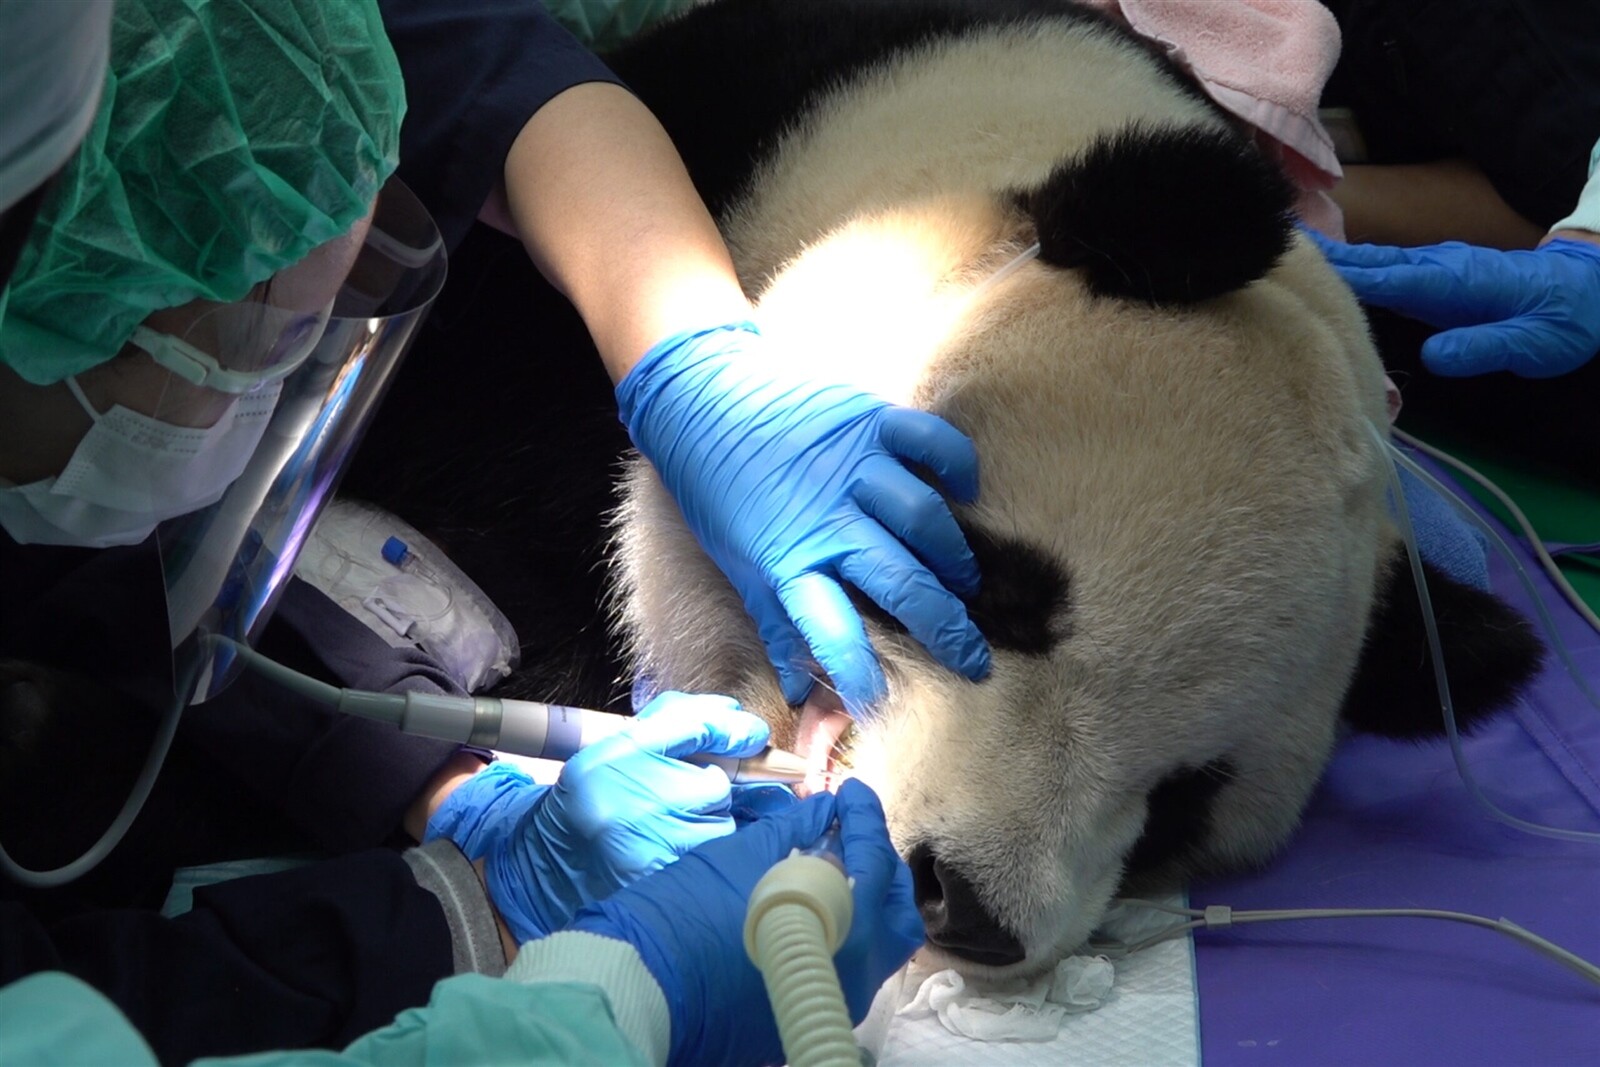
[{"x1": 744, "y1": 830, "x2": 863, "y2": 1067}]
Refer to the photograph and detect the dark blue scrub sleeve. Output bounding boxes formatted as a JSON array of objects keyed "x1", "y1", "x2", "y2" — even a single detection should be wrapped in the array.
[{"x1": 377, "y1": 0, "x2": 627, "y2": 252}]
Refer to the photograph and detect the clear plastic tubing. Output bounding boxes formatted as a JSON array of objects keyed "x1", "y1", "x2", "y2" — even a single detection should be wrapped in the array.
[
  {"x1": 744, "y1": 822, "x2": 863, "y2": 1067},
  {"x1": 1370, "y1": 422, "x2": 1600, "y2": 843}
]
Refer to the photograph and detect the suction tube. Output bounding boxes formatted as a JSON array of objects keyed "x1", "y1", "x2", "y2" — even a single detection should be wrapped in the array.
[{"x1": 744, "y1": 825, "x2": 863, "y2": 1067}]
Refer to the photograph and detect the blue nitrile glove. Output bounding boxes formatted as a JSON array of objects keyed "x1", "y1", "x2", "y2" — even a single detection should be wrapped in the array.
[
  {"x1": 568, "y1": 778, "x2": 924, "y2": 1067},
  {"x1": 1307, "y1": 231, "x2": 1600, "y2": 378},
  {"x1": 616, "y1": 322, "x2": 990, "y2": 717},
  {"x1": 631, "y1": 673, "x2": 799, "y2": 824},
  {"x1": 729, "y1": 782, "x2": 800, "y2": 824},
  {"x1": 425, "y1": 690, "x2": 769, "y2": 943}
]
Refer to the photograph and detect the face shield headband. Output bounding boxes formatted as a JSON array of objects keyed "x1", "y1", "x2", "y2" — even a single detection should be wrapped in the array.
[{"x1": 125, "y1": 300, "x2": 334, "y2": 395}]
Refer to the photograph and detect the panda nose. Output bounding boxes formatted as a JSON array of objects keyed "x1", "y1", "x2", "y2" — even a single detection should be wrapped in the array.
[{"x1": 907, "y1": 842, "x2": 1026, "y2": 966}]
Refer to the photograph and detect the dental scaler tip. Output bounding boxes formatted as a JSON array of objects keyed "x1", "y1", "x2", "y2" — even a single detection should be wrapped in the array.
[{"x1": 693, "y1": 746, "x2": 813, "y2": 784}]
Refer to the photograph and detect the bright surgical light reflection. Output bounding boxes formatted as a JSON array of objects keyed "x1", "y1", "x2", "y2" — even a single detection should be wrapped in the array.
[{"x1": 750, "y1": 221, "x2": 1025, "y2": 404}]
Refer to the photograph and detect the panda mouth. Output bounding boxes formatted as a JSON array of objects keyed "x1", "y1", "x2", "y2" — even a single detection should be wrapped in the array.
[{"x1": 793, "y1": 682, "x2": 855, "y2": 795}]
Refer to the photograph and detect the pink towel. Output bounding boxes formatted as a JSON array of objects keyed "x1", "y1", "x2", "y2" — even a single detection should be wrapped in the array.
[{"x1": 1079, "y1": 0, "x2": 1346, "y2": 238}]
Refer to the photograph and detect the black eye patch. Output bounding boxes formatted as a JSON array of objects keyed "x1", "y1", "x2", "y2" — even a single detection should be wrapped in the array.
[
  {"x1": 853, "y1": 521, "x2": 1070, "y2": 657},
  {"x1": 1122, "y1": 758, "x2": 1235, "y2": 878},
  {"x1": 957, "y1": 523, "x2": 1072, "y2": 656}
]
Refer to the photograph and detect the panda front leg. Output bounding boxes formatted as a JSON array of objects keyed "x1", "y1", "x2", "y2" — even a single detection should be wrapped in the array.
[{"x1": 612, "y1": 463, "x2": 791, "y2": 729}]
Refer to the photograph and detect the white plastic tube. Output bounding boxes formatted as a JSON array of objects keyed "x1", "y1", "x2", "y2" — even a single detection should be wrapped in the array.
[{"x1": 744, "y1": 848, "x2": 861, "y2": 1067}]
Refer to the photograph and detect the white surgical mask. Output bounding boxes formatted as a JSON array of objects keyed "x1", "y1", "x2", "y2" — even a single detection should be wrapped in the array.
[{"x1": 0, "y1": 375, "x2": 281, "y2": 547}]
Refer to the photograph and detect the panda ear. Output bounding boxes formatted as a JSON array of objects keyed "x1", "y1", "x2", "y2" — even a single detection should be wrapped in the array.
[
  {"x1": 1014, "y1": 123, "x2": 1295, "y2": 304},
  {"x1": 1340, "y1": 553, "x2": 1546, "y2": 738}
]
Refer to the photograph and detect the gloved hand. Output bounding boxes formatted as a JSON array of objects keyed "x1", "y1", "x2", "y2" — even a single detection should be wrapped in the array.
[
  {"x1": 729, "y1": 782, "x2": 802, "y2": 825},
  {"x1": 425, "y1": 690, "x2": 770, "y2": 943},
  {"x1": 616, "y1": 321, "x2": 990, "y2": 716},
  {"x1": 568, "y1": 778, "x2": 924, "y2": 1067},
  {"x1": 1307, "y1": 231, "x2": 1600, "y2": 378},
  {"x1": 630, "y1": 674, "x2": 799, "y2": 826}
]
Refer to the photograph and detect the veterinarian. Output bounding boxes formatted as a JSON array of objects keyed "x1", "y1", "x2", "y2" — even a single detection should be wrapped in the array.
[
  {"x1": 0, "y1": 0, "x2": 490, "y2": 1055},
  {"x1": 1311, "y1": 134, "x2": 1600, "y2": 381},
  {"x1": 1313, "y1": 0, "x2": 1600, "y2": 481},
  {"x1": 0, "y1": 1, "x2": 921, "y2": 1061}
]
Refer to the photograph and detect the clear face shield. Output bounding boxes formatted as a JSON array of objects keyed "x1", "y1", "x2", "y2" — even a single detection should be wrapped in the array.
[
  {"x1": 155, "y1": 178, "x2": 448, "y2": 701},
  {"x1": 0, "y1": 177, "x2": 445, "y2": 882}
]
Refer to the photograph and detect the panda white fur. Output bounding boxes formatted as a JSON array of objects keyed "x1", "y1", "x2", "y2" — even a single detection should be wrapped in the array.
[
  {"x1": 350, "y1": 0, "x2": 1544, "y2": 978},
  {"x1": 600, "y1": 0, "x2": 1544, "y2": 976}
]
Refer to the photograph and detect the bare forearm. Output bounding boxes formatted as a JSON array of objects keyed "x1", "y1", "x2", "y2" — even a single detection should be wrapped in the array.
[
  {"x1": 1544, "y1": 228, "x2": 1600, "y2": 250},
  {"x1": 500, "y1": 82, "x2": 751, "y2": 382},
  {"x1": 403, "y1": 750, "x2": 489, "y2": 843},
  {"x1": 403, "y1": 757, "x2": 520, "y2": 965},
  {"x1": 1333, "y1": 158, "x2": 1546, "y2": 250}
]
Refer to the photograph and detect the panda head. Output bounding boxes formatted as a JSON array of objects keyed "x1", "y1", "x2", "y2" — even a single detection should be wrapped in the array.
[
  {"x1": 613, "y1": 40, "x2": 1545, "y2": 982},
  {"x1": 740, "y1": 122, "x2": 1545, "y2": 977}
]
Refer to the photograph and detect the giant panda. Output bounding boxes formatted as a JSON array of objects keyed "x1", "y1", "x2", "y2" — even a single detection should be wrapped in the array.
[{"x1": 348, "y1": 0, "x2": 1545, "y2": 976}]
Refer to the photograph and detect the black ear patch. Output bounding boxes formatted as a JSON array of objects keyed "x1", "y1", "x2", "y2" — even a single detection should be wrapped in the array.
[
  {"x1": 1341, "y1": 555, "x2": 1546, "y2": 739},
  {"x1": 1015, "y1": 123, "x2": 1295, "y2": 304}
]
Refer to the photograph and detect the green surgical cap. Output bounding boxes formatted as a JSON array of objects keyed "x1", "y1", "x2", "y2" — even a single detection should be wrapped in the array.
[{"x1": 0, "y1": 0, "x2": 405, "y2": 385}]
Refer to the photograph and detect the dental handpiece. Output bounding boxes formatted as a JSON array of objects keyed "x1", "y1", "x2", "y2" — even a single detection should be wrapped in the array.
[
  {"x1": 340, "y1": 688, "x2": 810, "y2": 784},
  {"x1": 220, "y1": 639, "x2": 811, "y2": 784}
]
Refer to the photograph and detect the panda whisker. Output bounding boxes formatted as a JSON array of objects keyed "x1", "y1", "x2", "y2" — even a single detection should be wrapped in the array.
[{"x1": 803, "y1": 670, "x2": 842, "y2": 702}]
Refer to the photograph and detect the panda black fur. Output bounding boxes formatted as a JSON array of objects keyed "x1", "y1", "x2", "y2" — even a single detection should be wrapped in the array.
[{"x1": 345, "y1": 0, "x2": 1544, "y2": 976}]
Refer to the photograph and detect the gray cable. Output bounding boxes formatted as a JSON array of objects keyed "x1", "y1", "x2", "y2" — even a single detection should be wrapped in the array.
[
  {"x1": 1100, "y1": 898, "x2": 1600, "y2": 989},
  {"x1": 0, "y1": 639, "x2": 415, "y2": 889},
  {"x1": 0, "y1": 660, "x2": 193, "y2": 888}
]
